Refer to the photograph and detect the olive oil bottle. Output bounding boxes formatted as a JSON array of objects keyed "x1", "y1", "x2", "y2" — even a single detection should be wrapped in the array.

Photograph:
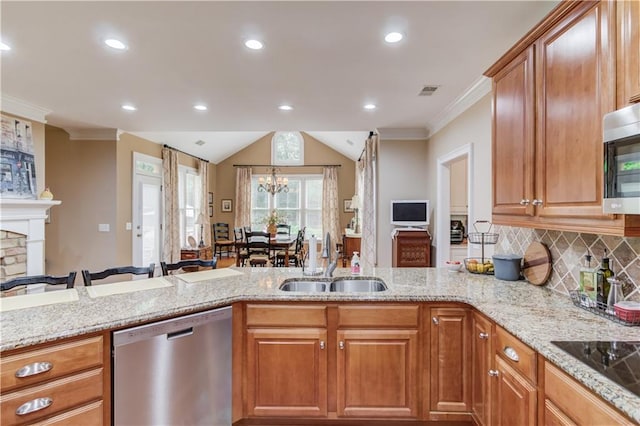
[
  {"x1": 579, "y1": 253, "x2": 598, "y2": 301},
  {"x1": 596, "y1": 250, "x2": 614, "y2": 307}
]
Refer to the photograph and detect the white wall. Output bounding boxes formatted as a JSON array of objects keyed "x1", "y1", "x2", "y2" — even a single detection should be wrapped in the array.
[
  {"x1": 377, "y1": 139, "x2": 429, "y2": 267},
  {"x1": 426, "y1": 93, "x2": 493, "y2": 261}
]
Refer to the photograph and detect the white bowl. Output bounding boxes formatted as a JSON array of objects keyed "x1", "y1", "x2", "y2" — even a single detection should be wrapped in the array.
[{"x1": 444, "y1": 261, "x2": 463, "y2": 272}]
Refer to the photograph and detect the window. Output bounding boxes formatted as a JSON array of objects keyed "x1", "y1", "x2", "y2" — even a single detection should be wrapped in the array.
[
  {"x1": 178, "y1": 166, "x2": 202, "y2": 246},
  {"x1": 272, "y1": 131, "x2": 304, "y2": 165},
  {"x1": 251, "y1": 174, "x2": 322, "y2": 238}
]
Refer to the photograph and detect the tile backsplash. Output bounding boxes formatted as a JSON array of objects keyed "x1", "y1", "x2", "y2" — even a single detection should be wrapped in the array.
[{"x1": 493, "y1": 226, "x2": 640, "y2": 302}]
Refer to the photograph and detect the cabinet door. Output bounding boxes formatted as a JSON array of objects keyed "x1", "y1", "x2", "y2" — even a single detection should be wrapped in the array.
[
  {"x1": 246, "y1": 328, "x2": 327, "y2": 417},
  {"x1": 450, "y1": 158, "x2": 468, "y2": 214},
  {"x1": 336, "y1": 329, "x2": 418, "y2": 418},
  {"x1": 492, "y1": 45, "x2": 535, "y2": 217},
  {"x1": 491, "y1": 356, "x2": 536, "y2": 426},
  {"x1": 430, "y1": 307, "x2": 471, "y2": 412},
  {"x1": 618, "y1": 0, "x2": 640, "y2": 106},
  {"x1": 535, "y1": 0, "x2": 616, "y2": 219},
  {"x1": 471, "y1": 312, "x2": 493, "y2": 426}
]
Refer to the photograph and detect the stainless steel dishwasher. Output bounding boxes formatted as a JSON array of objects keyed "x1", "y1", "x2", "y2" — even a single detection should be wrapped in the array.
[{"x1": 113, "y1": 306, "x2": 232, "y2": 426}]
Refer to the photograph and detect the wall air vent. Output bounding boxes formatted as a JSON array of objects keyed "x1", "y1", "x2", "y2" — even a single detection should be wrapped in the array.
[
  {"x1": 195, "y1": 140, "x2": 205, "y2": 146},
  {"x1": 419, "y1": 85, "x2": 440, "y2": 96}
]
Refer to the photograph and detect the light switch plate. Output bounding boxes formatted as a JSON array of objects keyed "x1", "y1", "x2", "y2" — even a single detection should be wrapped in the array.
[
  {"x1": 98, "y1": 224, "x2": 110, "y2": 232},
  {"x1": 125, "y1": 222, "x2": 132, "y2": 230}
]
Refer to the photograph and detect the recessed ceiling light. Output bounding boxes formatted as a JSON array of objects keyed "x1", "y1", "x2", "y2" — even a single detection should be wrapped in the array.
[
  {"x1": 278, "y1": 105, "x2": 293, "y2": 111},
  {"x1": 121, "y1": 104, "x2": 137, "y2": 111},
  {"x1": 0, "y1": 42, "x2": 11, "y2": 51},
  {"x1": 245, "y1": 39, "x2": 264, "y2": 50},
  {"x1": 194, "y1": 104, "x2": 208, "y2": 111},
  {"x1": 364, "y1": 104, "x2": 377, "y2": 110},
  {"x1": 384, "y1": 32, "x2": 403, "y2": 43},
  {"x1": 105, "y1": 39, "x2": 127, "y2": 50}
]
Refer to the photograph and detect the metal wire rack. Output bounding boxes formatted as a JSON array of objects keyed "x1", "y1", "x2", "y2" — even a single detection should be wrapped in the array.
[{"x1": 569, "y1": 290, "x2": 640, "y2": 326}]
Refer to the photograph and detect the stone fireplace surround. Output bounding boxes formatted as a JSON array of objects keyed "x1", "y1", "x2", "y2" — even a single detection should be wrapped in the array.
[{"x1": 0, "y1": 199, "x2": 60, "y2": 283}]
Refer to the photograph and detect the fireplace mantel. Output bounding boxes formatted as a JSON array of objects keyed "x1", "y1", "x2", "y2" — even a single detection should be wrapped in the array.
[{"x1": 0, "y1": 198, "x2": 61, "y2": 276}]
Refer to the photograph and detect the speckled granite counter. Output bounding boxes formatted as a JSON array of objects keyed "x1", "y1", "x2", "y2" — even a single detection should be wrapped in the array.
[{"x1": 1, "y1": 267, "x2": 639, "y2": 422}]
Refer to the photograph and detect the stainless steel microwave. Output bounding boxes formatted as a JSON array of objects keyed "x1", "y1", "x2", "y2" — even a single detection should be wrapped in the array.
[{"x1": 603, "y1": 103, "x2": 640, "y2": 214}]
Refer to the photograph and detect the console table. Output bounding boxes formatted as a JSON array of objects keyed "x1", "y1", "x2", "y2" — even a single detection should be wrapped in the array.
[
  {"x1": 392, "y1": 230, "x2": 431, "y2": 267},
  {"x1": 180, "y1": 246, "x2": 213, "y2": 271}
]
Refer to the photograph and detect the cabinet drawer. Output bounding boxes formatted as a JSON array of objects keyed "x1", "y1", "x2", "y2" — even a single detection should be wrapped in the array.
[
  {"x1": 181, "y1": 252, "x2": 198, "y2": 260},
  {"x1": 338, "y1": 305, "x2": 419, "y2": 328},
  {"x1": 246, "y1": 304, "x2": 326, "y2": 327},
  {"x1": 1, "y1": 368, "x2": 102, "y2": 425},
  {"x1": 31, "y1": 400, "x2": 103, "y2": 426},
  {"x1": 495, "y1": 326, "x2": 536, "y2": 383},
  {"x1": 1, "y1": 336, "x2": 103, "y2": 393},
  {"x1": 544, "y1": 362, "x2": 630, "y2": 425}
]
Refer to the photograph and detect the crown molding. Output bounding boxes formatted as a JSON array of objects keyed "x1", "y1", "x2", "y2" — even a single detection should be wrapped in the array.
[
  {"x1": 377, "y1": 127, "x2": 429, "y2": 141},
  {"x1": 428, "y1": 76, "x2": 491, "y2": 138},
  {"x1": 65, "y1": 127, "x2": 119, "y2": 141},
  {"x1": 0, "y1": 94, "x2": 51, "y2": 123}
]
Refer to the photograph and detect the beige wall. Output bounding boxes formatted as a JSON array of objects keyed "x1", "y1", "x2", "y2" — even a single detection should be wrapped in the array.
[
  {"x1": 1, "y1": 112, "x2": 46, "y2": 196},
  {"x1": 44, "y1": 126, "x2": 118, "y2": 278},
  {"x1": 425, "y1": 93, "x2": 493, "y2": 260},
  {"x1": 377, "y1": 139, "x2": 429, "y2": 267},
  {"x1": 215, "y1": 132, "x2": 356, "y2": 230}
]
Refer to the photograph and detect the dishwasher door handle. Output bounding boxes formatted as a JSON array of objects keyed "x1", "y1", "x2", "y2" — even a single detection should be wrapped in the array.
[{"x1": 167, "y1": 327, "x2": 194, "y2": 340}]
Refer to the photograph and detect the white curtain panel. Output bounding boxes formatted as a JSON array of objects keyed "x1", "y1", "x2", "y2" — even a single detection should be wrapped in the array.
[
  {"x1": 162, "y1": 147, "x2": 181, "y2": 263},
  {"x1": 322, "y1": 166, "x2": 341, "y2": 256},
  {"x1": 360, "y1": 134, "x2": 378, "y2": 270},
  {"x1": 198, "y1": 159, "x2": 211, "y2": 246},
  {"x1": 234, "y1": 167, "x2": 252, "y2": 228}
]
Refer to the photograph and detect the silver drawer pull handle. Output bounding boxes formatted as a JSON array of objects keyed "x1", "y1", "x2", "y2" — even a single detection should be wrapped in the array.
[
  {"x1": 320, "y1": 341, "x2": 325, "y2": 350},
  {"x1": 339, "y1": 341, "x2": 344, "y2": 350},
  {"x1": 15, "y1": 362, "x2": 53, "y2": 378},
  {"x1": 488, "y1": 370, "x2": 499, "y2": 377},
  {"x1": 503, "y1": 346, "x2": 520, "y2": 362},
  {"x1": 479, "y1": 332, "x2": 489, "y2": 339},
  {"x1": 16, "y1": 397, "x2": 53, "y2": 416},
  {"x1": 432, "y1": 317, "x2": 439, "y2": 325}
]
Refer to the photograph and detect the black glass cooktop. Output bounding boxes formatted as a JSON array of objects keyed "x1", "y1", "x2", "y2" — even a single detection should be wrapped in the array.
[{"x1": 551, "y1": 341, "x2": 640, "y2": 397}]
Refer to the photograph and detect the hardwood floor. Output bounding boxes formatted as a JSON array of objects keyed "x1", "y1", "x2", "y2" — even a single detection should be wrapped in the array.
[{"x1": 217, "y1": 254, "x2": 238, "y2": 268}]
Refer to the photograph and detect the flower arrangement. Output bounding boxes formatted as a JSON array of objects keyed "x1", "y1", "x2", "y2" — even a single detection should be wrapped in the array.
[{"x1": 262, "y1": 209, "x2": 287, "y2": 230}]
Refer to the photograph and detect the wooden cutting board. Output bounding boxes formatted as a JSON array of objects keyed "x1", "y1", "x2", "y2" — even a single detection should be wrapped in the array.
[{"x1": 522, "y1": 242, "x2": 552, "y2": 285}]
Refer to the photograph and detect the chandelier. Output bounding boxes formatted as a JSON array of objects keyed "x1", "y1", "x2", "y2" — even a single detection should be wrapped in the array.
[{"x1": 258, "y1": 167, "x2": 289, "y2": 195}]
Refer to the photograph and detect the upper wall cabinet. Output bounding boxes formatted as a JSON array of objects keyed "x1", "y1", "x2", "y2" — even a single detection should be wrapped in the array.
[
  {"x1": 486, "y1": 0, "x2": 640, "y2": 237},
  {"x1": 617, "y1": 0, "x2": 640, "y2": 106}
]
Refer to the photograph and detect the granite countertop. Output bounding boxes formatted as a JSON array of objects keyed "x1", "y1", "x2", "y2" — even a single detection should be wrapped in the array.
[{"x1": 1, "y1": 267, "x2": 638, "y2": 422}]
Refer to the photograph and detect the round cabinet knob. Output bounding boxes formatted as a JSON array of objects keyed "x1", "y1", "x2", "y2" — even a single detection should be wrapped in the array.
[
  {"x1": 488, "y1": 370, "x2": 499, "y2": 377},
  {"x1": 532, "y1": 199, "x2": 544, "y2": 206},
  {"x1": 479, "y1": 332, "x2": 489, "y2": 339},
  {"x1": 519, "y1": 199, "x2": 530, "y2": 206}
]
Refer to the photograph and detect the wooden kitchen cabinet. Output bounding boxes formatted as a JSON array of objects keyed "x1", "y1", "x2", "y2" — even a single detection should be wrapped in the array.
[
  {"x1": 491, "y1": 356, "x2": 537, "y2": 426},
  {"x1": 341, "y1": 235, "x2": 361, "y2": 267},
  {"x1": 471, "y1": 311, "x2": 493, "y2": 426},
  {"x1": 617, "y1": 0, "x2": 640, "y2": 106},
  {"x1": 392, "y1": 230, "x2": 431, "y2": 267},
  {"x1": 245, "y1": 304, "x2": 327, "y2": 417},
  {"x1": 429, "y1": 307, "x2": 471, "y2": 414},
  {"x1": 0, "y1": 333, "x2": 109, "y2": 426},
  {"x1": 487, "y1": 0, "x2": 640, "y2": 236}
]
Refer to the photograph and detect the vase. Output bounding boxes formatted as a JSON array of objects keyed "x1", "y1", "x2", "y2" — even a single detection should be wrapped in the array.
[{"x1": 267, "y1": 223, "x2": 277, "y2": 237}]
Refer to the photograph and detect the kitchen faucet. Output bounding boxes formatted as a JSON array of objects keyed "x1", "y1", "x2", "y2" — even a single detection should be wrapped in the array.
[{"x1": 322, "y1": 232, "x2": 338, "y2": 278}]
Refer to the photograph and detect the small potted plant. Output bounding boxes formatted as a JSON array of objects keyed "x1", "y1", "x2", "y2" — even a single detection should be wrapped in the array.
[{"x1": 262, "y1": 209, "x2": 286, "y2": 236}]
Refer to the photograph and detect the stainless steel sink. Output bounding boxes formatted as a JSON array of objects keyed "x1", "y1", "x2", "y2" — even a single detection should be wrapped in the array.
[
  {"x1": 329, "y1": 278, "x2": 387, "y2": 292},
  {"x1": 279, "y1": 280, "x2": 328, "y2": 292}
]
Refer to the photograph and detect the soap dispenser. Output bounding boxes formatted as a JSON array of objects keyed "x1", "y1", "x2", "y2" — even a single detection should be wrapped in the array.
[{"x1": 351, "y1": 252, "x2": 361, "y2": 275}]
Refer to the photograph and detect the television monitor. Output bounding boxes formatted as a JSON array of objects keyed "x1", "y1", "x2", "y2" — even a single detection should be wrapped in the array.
[{"x1": 390, "y1": 200, "x2": 429, "y2": 227}]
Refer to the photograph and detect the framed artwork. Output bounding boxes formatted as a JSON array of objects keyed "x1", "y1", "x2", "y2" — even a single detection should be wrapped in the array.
[
  {"x1": 208, "y1": 205, "x2": 213, "y2": 217},
  {"x1": 208, "y1": 192, "x2": 213, "y2": 205},
  {"x1": 221, "y1": 199, "x2": 232, "y2": 212},
  {"x1": 344, "y1": 199, "x2": 354, "y2": 213}
]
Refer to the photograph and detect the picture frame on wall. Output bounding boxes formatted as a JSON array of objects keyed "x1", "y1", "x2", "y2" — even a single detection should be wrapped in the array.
[
  {"x1": 208, "y1": 205, "x2": 213, "y2": 217},
  {"x1": 221, "y1": 199, "x2": 232, "y2": 212},
  {"x1": 208, "y1": 192, "x2": 213, "y2": 205},
  {"x1": 344, "y1": 199, "x2": 354, "y2": 213}
]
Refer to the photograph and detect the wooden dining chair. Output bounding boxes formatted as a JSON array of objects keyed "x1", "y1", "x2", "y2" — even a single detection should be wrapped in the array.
[
  {"x1": 81, "y1": 264, "x2": 155, "y2": 286},
  {"x1": 245, "y1": 231, "x2": 271, "y2": 267},
  {"x1": 160, "y1": 258, "x2": 217, "y2": 275},
  {"x1": 1, "y1": 272, "x2": 77, "y2": 291},
  {"x1": 275, "y1": 228, "x2": 305, "y2": 267},
  {"x1": 213, "y1": 223, "x2": 234, "y2": 258}
]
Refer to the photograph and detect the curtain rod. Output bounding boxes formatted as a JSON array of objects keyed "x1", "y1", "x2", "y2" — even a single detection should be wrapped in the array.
[
  {"x1": 358, "y1": 130, "x2": 377, "y2": 162},
  {"x1": 233, "y1": 164, "x2": 341, "y2": 168},
  {"x1": 163, "y1": 144, "x2": 209, "y2": 163}
]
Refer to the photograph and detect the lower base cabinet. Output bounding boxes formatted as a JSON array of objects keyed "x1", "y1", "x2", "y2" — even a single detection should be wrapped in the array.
[
  {"x1": 471, "y1": 311, "x2": 493, "y2": 426},
  {"x1": 491, "y1": 356, "x2": 536, "y2": 425}
]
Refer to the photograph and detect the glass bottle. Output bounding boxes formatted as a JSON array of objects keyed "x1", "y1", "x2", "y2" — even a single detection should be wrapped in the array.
[
  {"x1": 596, "y1": 250, "x2": 614, "y2": 307},
  {"x1": 579, "y1": 253, "x2": 597, "y2": 301}
]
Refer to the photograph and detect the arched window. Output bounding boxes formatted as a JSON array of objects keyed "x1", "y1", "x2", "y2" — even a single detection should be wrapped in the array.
[{"x1": 272, "y1": 131, "x2": 304, "y2": 165}]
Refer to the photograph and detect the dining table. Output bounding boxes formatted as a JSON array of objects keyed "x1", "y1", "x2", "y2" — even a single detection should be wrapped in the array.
[{"x1": 235, "y1": 235, "x2": 297, "y2": 267}]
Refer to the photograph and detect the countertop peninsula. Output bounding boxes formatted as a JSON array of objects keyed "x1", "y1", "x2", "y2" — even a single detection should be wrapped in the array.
[{"x1": 1, "y1": 267, "x2": 638, "y2": 422}]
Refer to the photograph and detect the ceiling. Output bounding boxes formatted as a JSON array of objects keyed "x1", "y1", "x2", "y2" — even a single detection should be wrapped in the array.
[{"x1": 0, "y1": 1, "x2": 558, "y2": 163}]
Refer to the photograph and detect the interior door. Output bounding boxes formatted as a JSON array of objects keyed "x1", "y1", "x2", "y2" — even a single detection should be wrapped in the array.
[{"x1": 133, "y1": 174, "x2": 162, "y2": 270}]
